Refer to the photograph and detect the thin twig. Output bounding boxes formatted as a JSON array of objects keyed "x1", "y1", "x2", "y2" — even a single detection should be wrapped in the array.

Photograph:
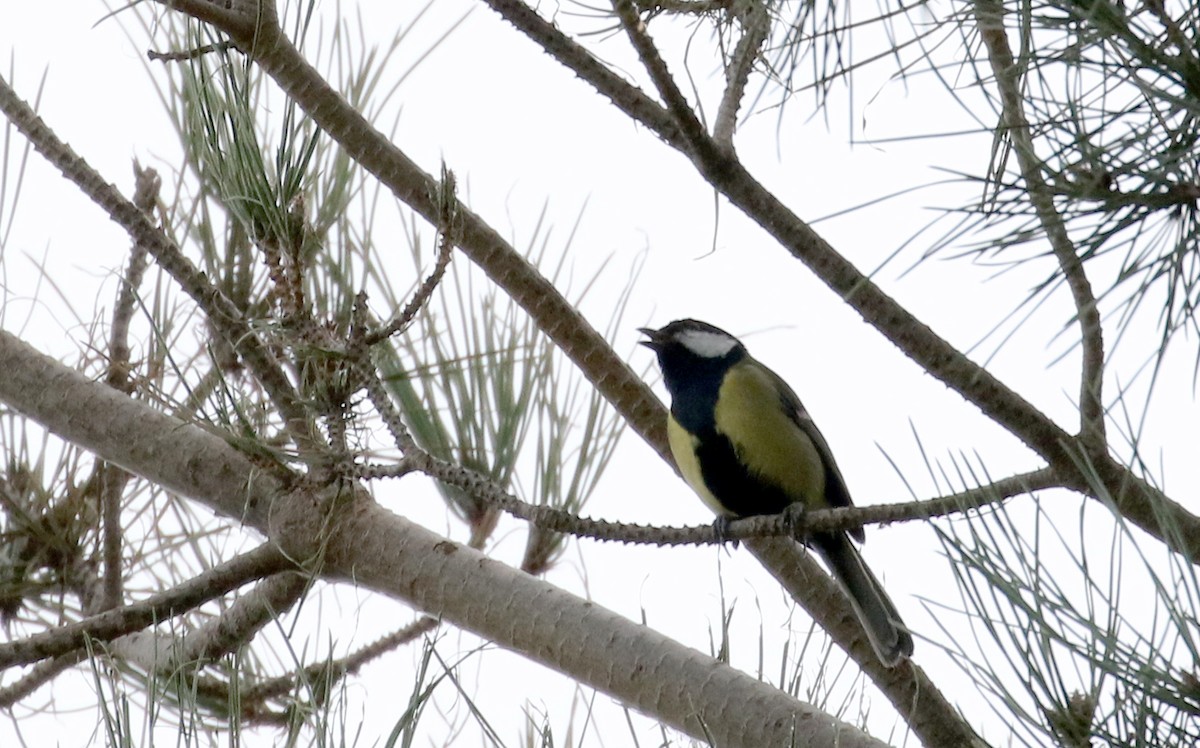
[
  {"x1": 96, "y1": 468, "x2": 128, "y2": 612},
  {"x1": 148, "y1": 40, "x2": 238, "y2": 62},
  {"x1": 352, "y1": 458, "x2": 421, "y2": 480},
  {"x1": 95, "y1": 163, "x2": 160, "y2": 613},
  {"x1": 240, "y1": 616, "x2": 437, "y2": 705},
  {"x1": 106, "y1": 163, "x2": 158, "y2": 394},
  {"x1": 403, "y1": 449, "x2": 1058, "y2": 545},
  {"x1": 485, "y1": 0, "x2": 684, "y2": 149},
  {"x1": 642, "y1": 0, "x2": 732, "y2": 13},
  {"x1": 358, "y1": 359, "x2": 419, "y2": 454},
  {"x1": 1144, "y1": 0, "x2": 1195, "y2": 69},
  {"x1": 365, "y1": 167, "x2": 457, "y2": 345}
]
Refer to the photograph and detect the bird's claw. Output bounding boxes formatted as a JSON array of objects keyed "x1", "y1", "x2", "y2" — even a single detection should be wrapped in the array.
[
  {"x1": 782, "y1": 503, "x2": 809, "y2": 541},
  {"x1": 712, "y1": 515, "x2": 739, "y2": 548}
]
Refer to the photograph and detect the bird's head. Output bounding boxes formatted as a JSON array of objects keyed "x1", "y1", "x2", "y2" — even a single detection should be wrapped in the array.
[
  {"x1": 639, "y1": 319, "x2": 745, "y2": 359},
  {"x1": 639, "y1": 319, "x2": 747, "y2": 395}
]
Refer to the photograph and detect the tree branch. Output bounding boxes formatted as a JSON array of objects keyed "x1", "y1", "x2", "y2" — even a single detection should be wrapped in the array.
[
  {"x1": 972, "y1": 0, "x2": 1106, "y2": 454},
  {"x1": 0, "y1": 69, "x2": 321, "y2": 459},
  {"x1": 713, "y1": 1, "x2": 770, "y2": 147},
  {"x1": 483, "y1": 0, "x2": 685, "y2": 148},
  {"x1": 0, "y1": 330, "x2": 283, "y2": 529},
  {"x1": 0, "y1": 328, "x2": 892, "y2": 748},
  {"x1": 746, "y1": 537, "x2": 986, "y2": 747},
  {"x1": 166, "y1": 0, "x2": 671, "y2": 472},
  {"x1": 612, "y1": 0, "x2": 711, "y2": 156},
  {"x1": 93, "y1": 163, "x2": 160, "y2": 614},
  {"x1": 171, "y1": 571, "x2": 308, "y2": 665},
  {"x1": 409, "y1": 449, "x2": 1059, "y2": 545},
  {"x1": 0, "y1": 653, "x2": 84, "y2": 707},
  {"x1": 0, "y1": 544, "x2": 292, "y2": 670},
  {"x1": 477, "y1": 0, "x2": 1200, "y2": 558},
  {"x1": 240, "y1": 616, "x2": 437, "y2": 705}
]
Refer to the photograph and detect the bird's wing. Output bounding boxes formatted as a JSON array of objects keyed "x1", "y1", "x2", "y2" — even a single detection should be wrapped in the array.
[{"x1": 763, "y1": 366, "x2": 858, "y2": 517}]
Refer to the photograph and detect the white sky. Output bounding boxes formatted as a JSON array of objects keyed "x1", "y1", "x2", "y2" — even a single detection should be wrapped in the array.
[{"x1": 2, "y1": 2, "x2": 1198, "y2": 746}]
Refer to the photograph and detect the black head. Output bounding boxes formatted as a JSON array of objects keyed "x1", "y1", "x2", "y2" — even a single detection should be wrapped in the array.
[{"x1": 639, "y1": 319, "x2": 748, "y2": 400}]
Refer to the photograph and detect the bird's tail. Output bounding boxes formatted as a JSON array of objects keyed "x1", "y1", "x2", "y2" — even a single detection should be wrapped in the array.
[{"x1": 815, "y1": 533, "x2": 913, "y2": 667}]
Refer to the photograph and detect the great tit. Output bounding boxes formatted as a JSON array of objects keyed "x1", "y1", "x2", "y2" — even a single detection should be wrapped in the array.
[{"x1": 640, "y1": 319, "x2": 913, "y2": 667}]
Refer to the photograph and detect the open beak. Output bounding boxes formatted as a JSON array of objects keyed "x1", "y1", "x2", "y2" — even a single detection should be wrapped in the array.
[{"x1": 638, "y1": 326, "x2": 663, "y2": 350}]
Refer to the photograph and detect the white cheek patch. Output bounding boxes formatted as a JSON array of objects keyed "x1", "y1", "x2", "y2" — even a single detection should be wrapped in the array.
[{"x1": 679, "y1": 329, "x2": 739, "y2": 358}]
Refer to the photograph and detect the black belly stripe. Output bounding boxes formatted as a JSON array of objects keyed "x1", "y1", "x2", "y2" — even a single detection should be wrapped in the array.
[{"x1": 693, "y1": 430, "x2": 794, "y2": 517}]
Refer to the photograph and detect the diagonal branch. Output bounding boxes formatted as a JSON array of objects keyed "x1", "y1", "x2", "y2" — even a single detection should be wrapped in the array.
[
  {"x1": 240, "y1": 615, "x2": 438, "y2": 707},
  {"x1": 973, "y1": 0, "x2": 1106, "y2": 455},
  {"x1": 0, "y1": 654, "x2": 84, "y2": 707},
  {"x1": 497, "y1": 1, "x2": 1072, "y2": 466},
  {"x1": 170, "y1": 570, "x2": 308, "y2": 665},
  {"x1": 612, "y1": 0, "x2": 711, "y2": 156},
  {"x1": 171, "y1": 0, "x2": 671, "y2": 471},
  {"x1": 713, "y1": 0, "x2": 770, "y2": 147},
  {"x1": 0, "y1": 70, "x2": 322, "y2": 459},
  {"x1": 0, "y1": 326, "x2": 893, "y2": 748},
  {"x1": 0, "y1": 544, "x2": 292, "y2": 670},
  {"x1": 479, "y1": 0, "x2": 1200, "y2": 557},
  {"x1": 483, "y1": 0, "x2": 684, "y2": 147},
  {"x1": 744, "y1": 536, "x2": 986, "y2": 747},
  {"x1": 0, "y1": 330, "x2": 283, "y2": 529}
]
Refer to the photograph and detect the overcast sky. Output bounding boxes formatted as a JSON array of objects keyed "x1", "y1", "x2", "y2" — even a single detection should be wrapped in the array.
[{"x1": 2, "y1": 2, "x2": 1198, "y2": 746}]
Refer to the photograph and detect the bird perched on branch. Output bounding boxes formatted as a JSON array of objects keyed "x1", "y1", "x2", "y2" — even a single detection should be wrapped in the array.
[{"x1": 640, "y1": 318, "x2": 913, "y2": 667}]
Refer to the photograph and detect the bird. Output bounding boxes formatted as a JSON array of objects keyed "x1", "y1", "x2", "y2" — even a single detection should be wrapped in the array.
[{"x1": 639, "y1": 318, "x2": 913, "y2": 667}]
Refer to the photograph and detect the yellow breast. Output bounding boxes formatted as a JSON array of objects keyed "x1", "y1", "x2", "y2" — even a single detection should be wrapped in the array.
[
  {"x1": 667, "y1": 415, "x2": 729, "y2": 516},
  {"x1": 666, "y1": 361, "x2": 828, "y2": 516},
  {"x1": 714, "y1": 363, "x2": 826, "y2": 506}
]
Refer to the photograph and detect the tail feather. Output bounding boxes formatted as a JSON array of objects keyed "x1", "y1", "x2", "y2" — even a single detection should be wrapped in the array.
[{"x1": 815, "y1": 533, "x2": 913, "y2": 667}]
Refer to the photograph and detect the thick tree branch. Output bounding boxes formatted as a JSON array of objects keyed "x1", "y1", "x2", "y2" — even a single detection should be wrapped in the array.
[
  {"x1": 0, "y1": 330, "x2": 891, "y2": 748},
  {"x1": 0, "y1": 331, "x2": 282, "y2": 529},
  {"x1": 307, "y1": 498, "x2": 895, "y2": 748}
]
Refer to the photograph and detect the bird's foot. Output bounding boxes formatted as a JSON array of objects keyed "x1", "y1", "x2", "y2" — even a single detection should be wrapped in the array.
[
  {"x1": 781, "y1": 503, "x2": 810, "y2": 542},
  {"x1": 712, "y1": 516, "x2": 739, "y2": 548}
]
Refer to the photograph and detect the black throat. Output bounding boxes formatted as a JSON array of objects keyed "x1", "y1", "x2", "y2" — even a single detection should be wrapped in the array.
[{"x1": 657, "y1": 347, "x2": 742, "y2": 437}]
